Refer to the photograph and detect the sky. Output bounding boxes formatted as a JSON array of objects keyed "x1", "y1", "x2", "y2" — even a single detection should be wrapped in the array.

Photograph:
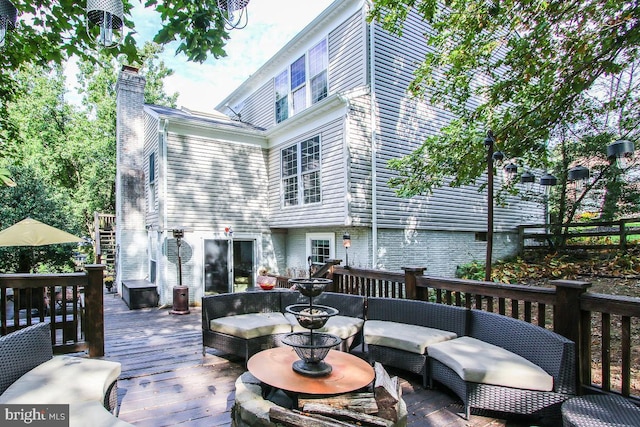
[{"x1": 127, "y1": 0, "x2": 335, "y2": 112}]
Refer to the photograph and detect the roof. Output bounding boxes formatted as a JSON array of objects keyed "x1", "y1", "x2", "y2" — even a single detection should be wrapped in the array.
[{"x1": 144, "y1": 104, "x2": 266, "y2": 133}]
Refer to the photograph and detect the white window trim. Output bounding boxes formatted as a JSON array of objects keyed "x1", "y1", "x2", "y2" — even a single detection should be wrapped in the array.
[
  {"x1": 306, "y1": 232, "x2": 335, "y2": 264},
  {"x1": 280, "y1": 136, "x2": 322, "y2": 208}
]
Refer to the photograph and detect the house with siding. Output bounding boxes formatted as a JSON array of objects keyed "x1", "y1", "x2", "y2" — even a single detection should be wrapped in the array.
[{"x1": 115, "y1": 0, "x2": 543, "y2": 306}]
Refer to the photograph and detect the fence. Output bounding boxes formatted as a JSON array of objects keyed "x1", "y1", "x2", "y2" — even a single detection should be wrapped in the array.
[
  {"x1": 519, "y1": 217, "x2": 640, "y2": 253},
  {"x1": 322, "y1": 265, "x2": 640, "y2": 401},
  {"x1": 0, "y1": 264, "x2": 106, "y2": 357}
]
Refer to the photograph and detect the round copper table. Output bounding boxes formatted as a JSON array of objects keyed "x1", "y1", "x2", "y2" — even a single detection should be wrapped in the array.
[{"x1": 247, "y1": 347, "x2": 375, "y2": 395}]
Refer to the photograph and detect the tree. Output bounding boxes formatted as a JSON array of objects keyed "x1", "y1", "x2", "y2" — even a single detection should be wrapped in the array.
[
  {"x1": 0, "y1": 164, "x2": 78, "y2": 273},
  {"x1": 370, "y1": 0, "x2": 639, "y2": 199},
  {"x1": 3, "y1": 43, "x2": 177, "y2": 240},
  {"x1": 0, "y1": 0, "x2": 229, "y2": 154}
]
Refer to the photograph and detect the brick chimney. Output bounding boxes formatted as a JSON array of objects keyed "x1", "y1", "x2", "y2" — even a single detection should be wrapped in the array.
[{"x1": 115, "y1": 66, "x2": 148, "y2": 290}]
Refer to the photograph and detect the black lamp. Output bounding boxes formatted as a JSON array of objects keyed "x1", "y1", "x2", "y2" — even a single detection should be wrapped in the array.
[
  {"x1": 86, "y1": 0, "x2": 124, "y2": 48},
  {"x1": 343, "y1": 233, "x2": 351, "y2": 268},
  {"x1": 607, "y1": 139, "x2": 635, "y2": 169}
]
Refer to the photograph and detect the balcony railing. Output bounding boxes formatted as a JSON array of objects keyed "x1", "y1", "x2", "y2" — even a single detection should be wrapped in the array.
[
  {"x1": 312, "y1": 264, "x2": 639, "y2": 401},
  {"x1": 0, "y1": 264, "x2": 106, "y2": 357}
]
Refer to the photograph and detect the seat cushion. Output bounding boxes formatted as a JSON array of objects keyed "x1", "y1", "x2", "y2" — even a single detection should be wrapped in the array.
[
  {"x1": 0, "y1": 355, "x2": 121, "y2": 405},
  {"x1": 364, "y1": 320, "x2": 457, "y2": 354},
  {"x1": 428, "y1": 336, "x2": 554, "y2": 391},
  {"x1": 209, "y1": 312, "x2": 291, "y2": 339}
]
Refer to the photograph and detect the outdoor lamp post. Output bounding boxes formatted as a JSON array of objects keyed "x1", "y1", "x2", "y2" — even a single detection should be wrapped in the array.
[
  {"x1": 217, "y1": 0, "x2": 250, "y2": 30},
  {"x1": 86, "y1": 0, "x2": 124, "y2": 48},
  {"x1": 170, "y1": 228, "x2": 190, "y2": 315},
  {"x1": 607, "y1": 139, "x2": 635, "y2": 169},
  {"x1": 0, "y1": 0, "x2": 17, "y2": 48},
  {"x1": 343, "y1": 233, "x2": 351, "y2": 268},
  {"x1": 483, "y1": 130, "x2": 505, "y2": 282}
]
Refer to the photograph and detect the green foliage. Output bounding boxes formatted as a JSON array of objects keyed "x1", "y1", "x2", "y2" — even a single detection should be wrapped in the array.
[
  {"x1": 455, "y1": 261, "x2": 485, "y2": 281},
  {"x1": 371, "y1": 0, "x2": 640, "y2": 216},
  {"x1": 0, "y1": 164, "x2": 78, "y2": 273}
]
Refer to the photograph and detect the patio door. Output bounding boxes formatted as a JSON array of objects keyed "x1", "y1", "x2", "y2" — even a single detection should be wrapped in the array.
[
  {"x1": 204, "y1": 239, "x2": 230, "y2": 294},
  {"x1": 203, "y1": 239, "x2": 256, "y2": 294},
  {"x1": 232, "y1": 240, "x2": 255, "y2": 292}
]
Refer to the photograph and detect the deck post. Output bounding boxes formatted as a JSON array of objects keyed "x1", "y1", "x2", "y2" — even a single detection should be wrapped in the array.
[
  {"x1": 84, "y1": 264, "x2": 106, "y2": 357},
  {"x1": 552, "y1": 279, "x2": 591, "y2": 393},
  {"x1": 402, "y1": 267, "x2": 426, "y2": 300}
]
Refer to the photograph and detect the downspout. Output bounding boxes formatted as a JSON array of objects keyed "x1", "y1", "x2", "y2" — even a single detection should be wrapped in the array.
[
  {"x1": 367, "y1": 0, "x2": 378, "y2": 269},
  {"x1": 159, "y1": 118, "x2": 169, "y2": 303}
]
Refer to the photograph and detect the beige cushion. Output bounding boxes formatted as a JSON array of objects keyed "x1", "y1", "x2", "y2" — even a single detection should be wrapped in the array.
[
  {"x1": 428, "y1": 336, "x2": 554, "y2": 391},
  {"x1": 69, "y1": 401, "x2": 134, "y2": 427},
  {"x1": 209, "y1": 312, "x2": 291, "y2": 339},
  {"x1": 364, "y1": 320, "x2": 457, "y2": 354},
  {"x1": 0, "y1": 355, "x2": 121, "y2": 405},
  {"x1": 318, "y1": 316, "x2": 364, "y2": 339}
]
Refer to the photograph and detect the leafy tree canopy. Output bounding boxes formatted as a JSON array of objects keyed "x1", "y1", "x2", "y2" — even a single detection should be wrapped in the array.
[{"x1": 370, "y1": 0, "x2": 640, "y2": 198}]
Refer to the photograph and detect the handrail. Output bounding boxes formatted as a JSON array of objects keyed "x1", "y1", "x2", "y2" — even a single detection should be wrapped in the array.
[
  {"x1": 322, "y1": 264, "x2": 640, "y2": 400},
  {"x1": 0, "y1": 265, "x2": 106, "y2": 357}
]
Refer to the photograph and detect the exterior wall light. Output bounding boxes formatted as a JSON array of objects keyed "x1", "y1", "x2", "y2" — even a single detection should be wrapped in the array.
[
  {"x1": 0, "y1": 0, "x2": 17, "y2": 48},
  {"x1": 86, "y1": 0, "x2": 124, "y2": 48},
  {"x1": 343, "y1": 233, "x2": 351, "y2": 268}
]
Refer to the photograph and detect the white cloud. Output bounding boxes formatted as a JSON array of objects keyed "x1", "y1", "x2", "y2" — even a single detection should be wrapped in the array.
[{"x1": 131, "y1": 0, "x2": 335, "y2": 112}]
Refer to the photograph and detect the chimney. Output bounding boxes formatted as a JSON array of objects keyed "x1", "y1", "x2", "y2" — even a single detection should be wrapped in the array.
[{"x1": 114, "y1": 65, "x2": 148, "y2": 289}]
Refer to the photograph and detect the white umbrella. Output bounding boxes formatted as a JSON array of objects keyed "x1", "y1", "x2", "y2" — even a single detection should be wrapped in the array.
[{"x1": 0, "y1": 217, "x2": 83, "y2": 247}]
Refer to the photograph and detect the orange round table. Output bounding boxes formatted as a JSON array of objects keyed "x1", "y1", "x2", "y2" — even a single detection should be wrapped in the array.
[{"x1": 247, "y1": 347, "x2": 375, "y2": 395}]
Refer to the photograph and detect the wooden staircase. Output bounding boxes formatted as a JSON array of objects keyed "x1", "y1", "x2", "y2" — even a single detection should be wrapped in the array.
[{"x1": 94, "y1": 213, "x2": 116, "y2": 285}]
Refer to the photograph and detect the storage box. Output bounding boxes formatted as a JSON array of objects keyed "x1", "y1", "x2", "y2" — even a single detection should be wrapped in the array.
[{"x1": 122, "y1": 280, "x2": 159, "y2": 310}]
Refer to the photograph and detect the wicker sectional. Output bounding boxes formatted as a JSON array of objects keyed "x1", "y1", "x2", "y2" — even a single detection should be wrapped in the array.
[
  {"x1": 0, "y1": 322, "x2": 132, "y2": 427},
  {"x1": 201, "y1": 291, "x2": 576, "y2": 422}
]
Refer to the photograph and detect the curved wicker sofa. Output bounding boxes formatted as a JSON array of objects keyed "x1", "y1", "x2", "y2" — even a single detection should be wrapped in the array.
[
  {"x1": 0, "y1": 322, "x2": 132, "y2": 427},
  {"x1": 201, "y1": 291, "x2": 576, "y2": 422},
  {"x1": 201, "y1": 290, "x2": 365, "y2": 361}
]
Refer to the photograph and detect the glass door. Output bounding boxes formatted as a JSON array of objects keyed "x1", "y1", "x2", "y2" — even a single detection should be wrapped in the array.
[
  {"x1": 203, "y1": 239, "x2": 230, "y2": 294},
  {"x1": 233, "y1": 240, "x2": 255, "y2": 292}
]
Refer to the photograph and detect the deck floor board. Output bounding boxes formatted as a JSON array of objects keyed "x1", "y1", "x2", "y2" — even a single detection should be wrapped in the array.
[{"x1": 101, "y1": 292, "x2": 535, "y2": 426}]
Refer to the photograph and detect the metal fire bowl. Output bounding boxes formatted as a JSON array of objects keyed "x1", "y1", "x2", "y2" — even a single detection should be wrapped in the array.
[
  {"x1": 281, "y1": 332, "x2": 341, "y2": 364},
  {"x1": 286, "y1": 304, "x2": 338, "y2": 329},
  {"x1": 288, "y1": 278, "x2": 333, "y2": 298}
]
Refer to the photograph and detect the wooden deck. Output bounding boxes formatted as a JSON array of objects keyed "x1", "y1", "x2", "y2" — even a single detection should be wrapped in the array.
[{"x1": 101, "y1": 292, "x2": 537, "y2": 426}]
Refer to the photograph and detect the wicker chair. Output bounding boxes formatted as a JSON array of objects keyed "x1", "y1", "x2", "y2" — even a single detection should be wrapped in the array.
[
  {"x1": 202, "y1": 291, "x2": 289, "y2": 361},
  {"x1": 365, "y1": 297, "x2": 468, "y2": 388},
  {"x1": 429, "y1": 309, "x2": 576, "y2": 422}
]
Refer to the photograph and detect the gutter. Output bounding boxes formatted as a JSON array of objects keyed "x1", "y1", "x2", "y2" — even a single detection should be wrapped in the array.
[{"x1": 367, "y1": 0, "x2": 379, "y2": 269}]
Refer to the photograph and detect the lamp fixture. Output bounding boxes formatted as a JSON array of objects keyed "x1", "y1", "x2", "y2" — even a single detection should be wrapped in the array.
[
  {"x1": 504, "y1": 163, "x2": 518, "y2": 181},
  {"x1": 607, "y1": 139, "x2": 635, "y2": 169},
  {"x1": 539, "y1": 172, "x2": 558, "y2": 194},
  {"x1": 343, "y1": 232, "x2": 351, "y2": 268},
  {"x1": 217, "y1": 0, "x2": 250, "y2": 30},
  {"x1": 86, "y1": 0, "x2": 124, "y2": 48},
  {"x1": 520, "y1": 171, "x2": 535, "y2": 184},
  {"x1": 0, "y1": 0, "x2": 17, "y2": 48}
]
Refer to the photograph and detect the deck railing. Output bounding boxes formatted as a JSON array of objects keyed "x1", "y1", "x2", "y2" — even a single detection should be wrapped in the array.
[
  {"x1": 0, "y1": 264, "x2": 106, "y2": 357},
  {"x1": 325, "y1": 265, "x2": 639, "y2": 401}
]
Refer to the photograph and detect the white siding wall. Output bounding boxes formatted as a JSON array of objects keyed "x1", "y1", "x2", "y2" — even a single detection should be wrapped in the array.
[
  {"x1": 269, "y1": 119, "x2": 347, "y2": 228},
  {"x1": 328, "y1": 9, "x2": 368, "y2": 94},
  {"x1": 371, "y1": 11, "x2": 543, "y2": 233}
]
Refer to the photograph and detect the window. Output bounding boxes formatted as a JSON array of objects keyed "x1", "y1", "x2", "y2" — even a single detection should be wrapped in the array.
[
  {"x1": 148, "y1": 152, "x2": 156, "y2": 212},
  {"x1": 274, "y1": 39, "x2": 328, "y2": 123},
  {"x1": 307, "y1": 233, "x2": 335, "y2": 264},
  {"x1": 275, "y1": 70, "x2": 288, "y2": 124},
  {"x1": 281, "y1": 136, "x2": 321, "y2": 207}
]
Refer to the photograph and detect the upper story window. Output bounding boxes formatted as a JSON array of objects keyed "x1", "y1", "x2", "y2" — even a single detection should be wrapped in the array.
[
  {"x1": 275, "y1": 39, "x2": 328, "y2": 124},
  {"x1": 148, "y1": 152, "x2": 156, "y2": 212},
  {"x1": 281, "y1": 136, "x2": 321, "y2": 207}
]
